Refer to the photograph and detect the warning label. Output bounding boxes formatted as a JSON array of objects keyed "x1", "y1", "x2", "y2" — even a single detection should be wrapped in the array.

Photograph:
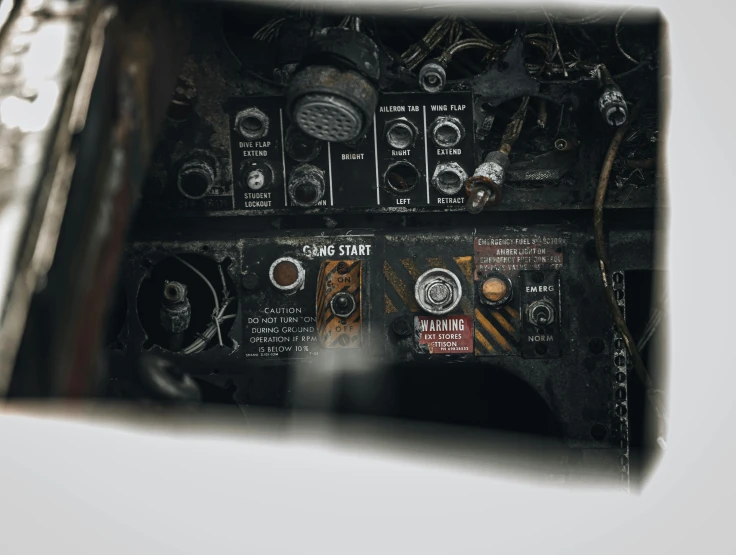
[
  {"x1": 475, "y1": 235, "x2": 565, "y2": 274},
  {"x1": 415, "y1": 315, "x2": 474, "y2": 354},
  {"x1": 244, "y1": 307, "x2": 319, "y2": 358}
]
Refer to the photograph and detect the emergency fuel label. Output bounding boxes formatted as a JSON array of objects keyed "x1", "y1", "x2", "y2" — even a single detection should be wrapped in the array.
[
  {"x1": 244, "y1": 308, "x2": 319, "y2": 357},
  {"x1": 414, "y1": 315, "x2": 473, "y2": 354},
  {"x1": 475, "y1": 235, "x2": 565, "y2": 274}
]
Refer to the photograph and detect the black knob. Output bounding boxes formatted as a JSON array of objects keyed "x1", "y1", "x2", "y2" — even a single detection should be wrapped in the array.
[{"x1": 330, "y1": 292, "x2": 357, "y2": 318}]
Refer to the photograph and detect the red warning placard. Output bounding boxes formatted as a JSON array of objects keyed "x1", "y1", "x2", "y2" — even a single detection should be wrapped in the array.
[{"x1": 414, "y1": 315, "x2": 474, "y2": 354}]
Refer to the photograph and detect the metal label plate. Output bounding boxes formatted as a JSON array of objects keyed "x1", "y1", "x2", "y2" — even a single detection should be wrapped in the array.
[{"x1": 414, "y1": 315, "x2": 474, "y2": 354}]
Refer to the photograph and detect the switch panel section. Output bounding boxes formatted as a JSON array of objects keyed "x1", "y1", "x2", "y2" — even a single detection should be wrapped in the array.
[
  {"x1": 148, "y1": 92, "x2": 476, "y2": 216},
  {"x1": 473, "y1": 233, "x2": 566, "y2": 357},
  {"x1": 240, "y1": 235, "x2": 375, "y2": 359},
  {"x1": 316, "y1": 260, "x2": 363, "y2": 349},
  {"x1": 382, "y1": 233, "x2": 475, "y2": 358},
  {"x1": 123, "y1": 229, "x2": 577, "y2": 366},
  {"x1": 519, "y1": 270, "x2": 562, "y2": 359},
  {"x1": 373, "y1": 91, "x2": 475, "y2": 209},
  {"x1": 230, "y1": 97, "x2": 287, "y2": 211}
]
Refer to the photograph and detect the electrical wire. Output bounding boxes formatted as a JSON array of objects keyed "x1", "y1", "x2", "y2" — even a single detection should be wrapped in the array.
[
  {"x1": 447, "y1": 19, "x2": 463, "y2": 45},
  {"x1": 339, "y1": 15, "x2": 361, "y2": 30},
  {"x1": 441, "y1": 34, "x2": 550, "y2": 74},
  {"x1": 593, "y1": 95, "x2": 651, "y2": 389},
  {"x1": 437, "y1": 37, "x2": 496, "y2": 67},
  {"x1": 542, "y1": 8, "x2": 568, "y2": 77},
  {"x1": 460, "y1": 18, "x2": 497, "y2": 44},
  {"x1": 181, "y1": 298, "x2": 235, "y2": 355},
  {"x1": 637, "y1": 292, "x2": 667, "y2": 351},
  {"x1": 637, "y1": 307, "x2": 664, "y2": 351},
  {"x1": 613, "y1": 53, "x2": 656, "y2": 80},
  {"x1": 615, "y1": 6, "x2": 640, "y2": 65},
  {"x1": 594, "y1": 94, "x2": 667, "y2": 450},
  {"x1": 555, "y1": 101, "x2": 566, "y2": 137},
  {"x1": 218, "y1": 264, "x2": 230, "y2": 300},
  {"x1": 254, "y1": 16, "x2": 286, "y2": 42},
  {"x1": 220, "y1": 23, "x2": 286, "y2": 89},
  {"x1": 174, "y1": 255, "x2": 223, "y2": 347},
  {"x1": 401, "y1": 17, "x2": 453, "y2": 69},
  {"x1": 174, "y1": 256, "x2": 219, "y2": 315},
  {"x1": 525, "y1": 38, "x2": 553, "y2": 66},
  {"x1": 499, "y1": 96, "x2": 530, "y2": 155}
]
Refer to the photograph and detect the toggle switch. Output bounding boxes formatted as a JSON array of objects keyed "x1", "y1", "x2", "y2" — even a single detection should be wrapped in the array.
[
  {"x1": 330, "y1": 292, "x2": 357, "y2": 318},
  {"x1": 527, "y1": 299, "x2": 555, "y2": 328},
  {"x1": 316, "y1": 260, "x2": 363, "y2": 349}
]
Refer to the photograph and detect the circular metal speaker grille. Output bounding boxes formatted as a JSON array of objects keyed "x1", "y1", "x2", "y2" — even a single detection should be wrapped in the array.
[{"x1": 294, "y1": 94, "x2": 363, "y2": 142}]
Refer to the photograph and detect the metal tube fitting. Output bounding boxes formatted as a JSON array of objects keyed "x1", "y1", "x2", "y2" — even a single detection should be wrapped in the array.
[
  {"x1": 418, "y1": 59, "x2": 447, "y2": 93},
  {"x1": 160, "y1": 281, "x2": 191, "y2": 334},
  {"x1": 598, "y1": 87, "x2": 628, "y2": 127},
  {"x1": 288, "y1": 164, "x2": 326, "y2": 207},
  {"x1": 177, "y1": 159, "x2": 215, "y2": 200},
  {"x1": 430, "y1": 115, "x2": 465, "y2": 148},
  {"x1": 464, "y1": 150, "x2": 510, "y2": 213},
  {"x1": 384, "y1": 117, "x2": 418, "y2": 150},
  {"x1": 234, "y1": 107, "x2": 270, "y2": 140},
  {"x1": 432, "y1": 162, "x2": 468, "y2": 195},
  {"x1": 597, "y1": 65, "x2": 628, "y2": 127}
]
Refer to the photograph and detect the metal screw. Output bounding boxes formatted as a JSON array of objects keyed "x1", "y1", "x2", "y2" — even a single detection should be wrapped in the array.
[
  {"x1": 242, "y1": 272, "x2": 259, "y2": 291},
  {"x1": 392, "y1": 317, "x2": 412, "y2": 337}
]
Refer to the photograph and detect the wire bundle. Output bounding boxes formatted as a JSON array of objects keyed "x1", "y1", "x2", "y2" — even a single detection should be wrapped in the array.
[
  {"x1": 253, "y1": 17, "x2": 287, "y2": 42},
  {"x1": 173, "y1": 256, "x2": 236, "y2": 355},
  {"x1": 400, "y1": 17, "x2": 455, "y2": 70}
]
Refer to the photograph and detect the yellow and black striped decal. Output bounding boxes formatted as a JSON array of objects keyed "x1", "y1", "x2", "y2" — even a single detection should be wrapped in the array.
[
  {"x1": 473, "y1": 304, "x2": 522, "y2": 356},
  {"x1": 316, "y1": 260, "x2": 362, "y2": 349},
  {"x1": 384, "y1": 255, "x2": 475, "y2": 316}
]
